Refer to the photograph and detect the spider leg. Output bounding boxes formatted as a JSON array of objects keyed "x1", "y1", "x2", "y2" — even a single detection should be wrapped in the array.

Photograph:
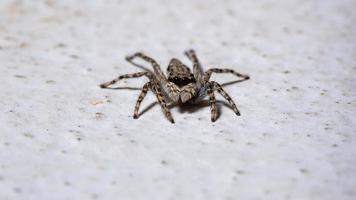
[
  {"x1": 211, "y1": 81, "x2": 240, "y2": 116},
  {"x1": 125, "y1": 52, "x2": 166, "y2": 79},
  {"x1": 151, "y1": 82, "x2": 175, "y2": 123},
  {"x1": 207, "y1": 82, "x2": 218, "y2": 122},
  {"x1": 184, "y1": 49, "x2": 203, "y2": 81},
  {"x1": 99, "y1": 72, "x2": 151, "y2": 88},
  {"x1": 204, "y1": 68, "x2": 250, "y2": 82},
  {"x1": 133, "y1": 82, "x2": 151, "y2": 119}
]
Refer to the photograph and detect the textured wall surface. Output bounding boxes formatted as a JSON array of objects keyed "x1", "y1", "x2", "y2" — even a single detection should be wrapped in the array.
[{"x1": 1, "y1": 0, "x2": 356, "y2": 200}]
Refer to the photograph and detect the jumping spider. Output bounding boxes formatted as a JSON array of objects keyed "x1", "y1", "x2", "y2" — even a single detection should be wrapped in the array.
[{"x1": 100, "y1": 50, "x2": 249, "y2": 123}]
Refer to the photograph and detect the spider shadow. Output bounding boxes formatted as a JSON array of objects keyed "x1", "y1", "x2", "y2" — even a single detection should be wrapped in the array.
[
  {"x1": 221, "y1": 79, "x2": 248, "y2": 87},
  {"x1": 136, "y1": 100, "x2": 234, "y2": 121},
  {"x1": 177, "y1": 100, "x2": 234, "y2": 120},
  {"x1": 101, "y1": 86, "x2": 142, "y2": 90},
  {"x1": 134, "y1": 101, "x2": 158, "y2": 118}
]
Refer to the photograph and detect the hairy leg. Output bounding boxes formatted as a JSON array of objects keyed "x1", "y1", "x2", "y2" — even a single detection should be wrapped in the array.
[
  {"x1": 100, "y1": 72, "x2": 151, "y2": 88},
  {"x1": 126, "y1": 52, "x2": 166, "y2": 80},
  {"x1": 211, "y1": 81, "x2": 240, "y2": 115},
  {"x1": 151, "y1": 82, "x2": 175, "y2": 123},
  {"x1": 207, "y1": 82, "x2": 218, "y2": 122},
  {"x1": 133, "y1": 82, "x2": 151, "y2": 119},
  {"x1": 184, "y1": 49, "x2": 203, "y2": 81},
  {"x1": 204, "y1": 68, "x2": 250, "y2": 82}
]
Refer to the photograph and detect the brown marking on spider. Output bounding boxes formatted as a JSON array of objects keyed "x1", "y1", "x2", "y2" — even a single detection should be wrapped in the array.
[{"x1": 99, "y1": 50, "x2": 250, "y2": 123}]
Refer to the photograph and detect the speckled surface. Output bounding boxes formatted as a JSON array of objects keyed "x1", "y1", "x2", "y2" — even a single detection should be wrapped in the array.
[{"x1": 1, "y1": 0, "x2": 356, "y2": 200}]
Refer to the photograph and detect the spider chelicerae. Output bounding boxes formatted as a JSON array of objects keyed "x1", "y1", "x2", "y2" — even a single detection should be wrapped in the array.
[{"x1": 99, "y1": 50, "x2": 249, "y2": 123}]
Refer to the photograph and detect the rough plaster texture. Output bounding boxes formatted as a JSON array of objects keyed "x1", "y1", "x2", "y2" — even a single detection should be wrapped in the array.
[{"x1": 1, "y1": 0, "x2": 356, "y2": 200}]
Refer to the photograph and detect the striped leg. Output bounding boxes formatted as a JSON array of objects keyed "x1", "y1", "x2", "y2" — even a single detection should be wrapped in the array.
[
  {"x1": 207, "y1": 82, "x2": 218, "y2": 122},
  {"x1": 211, "y1": 81, "x2": 240, "y2": 116},
  {"x1": 151, "y1": 82, "x2": 175, "y2": 123},
  {"x1": 99, "y1": 72, "x2": 150, "y2": 88},
  {"x1": 204, "y1": 68, "x2": 250, "y2": 82},
  {"x1": 184, "y1": 49, "x2": 203, "y2": 80},
  {"x1": 133, "y1": 82, "x2": 151, "y2": 119},
  {"x1": 126, "y1": 52, "x2": 166, "y2": 79}
]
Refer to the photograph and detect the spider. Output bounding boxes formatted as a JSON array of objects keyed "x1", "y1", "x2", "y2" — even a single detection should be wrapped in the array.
[{"x1": 99, "y1": 50, "x2": 249, "y2": 123}]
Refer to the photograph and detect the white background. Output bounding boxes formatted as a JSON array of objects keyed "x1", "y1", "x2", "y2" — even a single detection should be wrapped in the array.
[{"x1": 0, "y1": 0, "x2": 355, "y2": 199}]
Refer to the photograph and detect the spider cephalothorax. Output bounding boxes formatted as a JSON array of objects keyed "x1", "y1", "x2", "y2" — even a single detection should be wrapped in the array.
[
  {"x1": 100, "y1": 50, "x2": 249, "y2": 123},
  {"x1": 167, "y1": 58, "x2": 196, "y2": 87}
]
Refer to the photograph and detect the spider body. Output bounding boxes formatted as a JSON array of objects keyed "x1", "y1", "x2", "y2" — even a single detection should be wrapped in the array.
[{"x1": 100, "y1": 50, "x2": 249, "y2": 123}]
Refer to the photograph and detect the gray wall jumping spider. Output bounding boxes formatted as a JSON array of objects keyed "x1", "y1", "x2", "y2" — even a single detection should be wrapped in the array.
[{"x1": 100, "y1": 50, "x2": 249, "y2": 123}]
